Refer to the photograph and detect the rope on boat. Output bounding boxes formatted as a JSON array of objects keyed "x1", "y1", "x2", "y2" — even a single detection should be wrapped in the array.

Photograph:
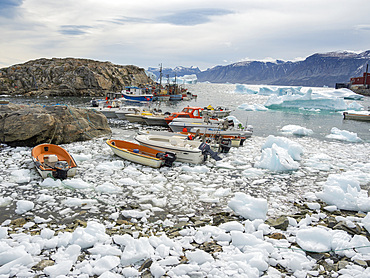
[{"x1": 48, "y1": 120, "x2": 58, "y2": 144}]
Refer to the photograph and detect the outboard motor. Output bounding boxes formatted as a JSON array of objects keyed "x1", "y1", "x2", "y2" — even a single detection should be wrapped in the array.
[
  {"x1": 91, "y1": 99, "x2": 98, "y2": 107},
  {"x1": 53, "y1": 161, "x2": 69, "y2": 179},
  {"x1": 156, "y1": 152, "x2": 177, "y2": 167},
  {"x1": 219, "y1": 138, "x2": 232, "y2": 153},
  {"x1": 198, "y1": 142, "x2": 222, "y2": 161}
]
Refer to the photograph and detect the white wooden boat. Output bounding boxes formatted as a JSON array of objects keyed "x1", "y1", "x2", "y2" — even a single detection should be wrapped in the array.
[
  {"x1": 125, "y1": 111, "x2": 153, "y2": 123},
  {"x1": 115, "y1": 106, "x2": 142, "y2": 120},
  {"x1": 135, "y1": 134, "x2": 221, "y2": 164},
  {"x1": 106, "y1": 139, "x2": 176, "y2": 168},
  {"x1": 343, "y1": 111, "x2": 370, "y2": 121},
  {"x1": 31, "y1": 143, "x2": 77, "y2": 179}
]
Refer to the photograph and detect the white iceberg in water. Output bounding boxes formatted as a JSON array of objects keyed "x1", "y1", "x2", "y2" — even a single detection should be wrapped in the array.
[
  {"x1": 264, "y1": 89, "x2": 353, "y2": 111},
  {"x1": 281, "y1": 125, "x2": 314, "y2": 136},
  {"x1": 326, "y1": 127, "x2": 362, "y2": 143},
  {"x1": 238, "y1": 103, "x2": 268, "y2": 111}
]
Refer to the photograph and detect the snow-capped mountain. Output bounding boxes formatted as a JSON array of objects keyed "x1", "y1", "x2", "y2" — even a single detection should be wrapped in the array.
[{"x1": 148, "y1": 51, "x2": 370, "y2": 87}]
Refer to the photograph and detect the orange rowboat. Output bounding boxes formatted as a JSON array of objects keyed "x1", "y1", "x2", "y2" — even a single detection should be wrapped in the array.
[{"x1": 31, "y1": 143, "x2": 77, "y2": 179}]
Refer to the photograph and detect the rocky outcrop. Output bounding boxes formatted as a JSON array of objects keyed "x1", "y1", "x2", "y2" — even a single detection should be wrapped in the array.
[
  {"x1": 0, "y1": 103, "x2": 111, "y2": 146},
  {"x1": 0, "y1": 58, "x2": 154, "y2": 97}
]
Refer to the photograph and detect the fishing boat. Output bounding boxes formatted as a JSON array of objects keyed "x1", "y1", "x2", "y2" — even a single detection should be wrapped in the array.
[
  {"x1": 106, "y1": 139, "x2": 176, "y2": 168},
  {"x1": 343, "y1": 111, "x2": 370, "y2": 121},
  {"x1": 31, "y1": 143, "x2": 77, "y2": 179},
  {"x1": 164, "y1": 106, "x2": 205, "y2": 124},
  {"x1": 121, "y1": 86, "x2": 153, "y2": 102},
  {"x1": 91, "y1": 99, "x2": 122, "y2": 118},
  {"x1": 135, "y1": 134, "x2": 221, "y2": 164}
]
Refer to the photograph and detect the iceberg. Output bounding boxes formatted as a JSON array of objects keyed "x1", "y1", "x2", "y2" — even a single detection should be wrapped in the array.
[
  {"x1": 326, "y1": 127, "x2": 362, "y2": 143},
  {"x1": 281, "y1": 125, "x2": 313, "y2": 136},
  {"x1": 264, "y1": 89, "x2": 356, "y2": 111}
]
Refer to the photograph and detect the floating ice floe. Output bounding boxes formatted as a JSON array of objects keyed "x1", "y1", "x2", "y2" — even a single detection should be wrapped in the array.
[
  {"x1": 264, "y1": 89, "x2": 363, "y2": 111},
  {"x1": 235, "y1": 85, "x2": 363, "y2": 100},
  {"x1": 326, "y1": 127, "x2": 362, "y2": 143},
  {"x1": 281, "y1": 125, "x2": 313, "y2": 136}
]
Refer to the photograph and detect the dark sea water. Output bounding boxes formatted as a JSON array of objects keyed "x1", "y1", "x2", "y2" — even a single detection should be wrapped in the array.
[{"x1": 3, "y1": 83, "x2": 370, "y2": 142}]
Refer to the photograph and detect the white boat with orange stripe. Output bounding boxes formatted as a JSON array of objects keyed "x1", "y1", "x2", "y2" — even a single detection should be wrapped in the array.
[{"x1": 106, "y1": 139, "x2": 176, "y2": 168}]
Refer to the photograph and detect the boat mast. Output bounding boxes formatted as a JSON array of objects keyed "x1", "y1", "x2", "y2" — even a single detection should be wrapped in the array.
[{"x1": 159, "y1": 63, "x2": 163, "y2": 87}]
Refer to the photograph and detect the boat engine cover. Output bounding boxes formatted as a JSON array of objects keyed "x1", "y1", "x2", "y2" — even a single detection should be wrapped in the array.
[
  {"x1": 156, "y1": 152, "x2": 177, "y2": 167},
  {"x1": 199, "y1": 143, "x2": 222, "y2": 161},
  {"x1": 219, "y1": 138, "x2": 232, "y2": 153}
]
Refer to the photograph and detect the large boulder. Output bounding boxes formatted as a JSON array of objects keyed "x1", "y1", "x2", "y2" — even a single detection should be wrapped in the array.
[{"x1": 0, "y1": 103, "x2": 111, "y2": 146}]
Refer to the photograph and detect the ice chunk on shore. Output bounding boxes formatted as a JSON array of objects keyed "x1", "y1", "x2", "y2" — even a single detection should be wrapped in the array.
[
  {"x1": 262, "y1": 135, "x2": 303, "y2": 161},
  {"x1": 15, "y1": 200, "x2": 34, "y2": 214},
  {"x1": 316, "y1": 174, "x2": 370, "y2": 212},
  {"x1": 255, "y1": 144, "x2": 300, "y2": 171},
  {"x1": 296, "y1": 227, "x2": 332, "y2": 252},
  {"x1": 228, "y1": 192, "x2": 268, "y2": 220},
  {"x1": 326, "y1": 127, "x2": 362, "y2": 143}
]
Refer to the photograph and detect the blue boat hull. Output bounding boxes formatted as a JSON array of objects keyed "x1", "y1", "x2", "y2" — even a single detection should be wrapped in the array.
[{"x1": 122, "y1": 93, "x2": 153, "y2": 102}]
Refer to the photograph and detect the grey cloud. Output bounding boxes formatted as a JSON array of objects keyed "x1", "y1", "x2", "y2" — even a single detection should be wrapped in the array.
[
  {"x1": 59, "y1": 25, "x2": 92, "y2": 36},
  {"x1": 0, "y1": 0, "x2": 23, "y2": 17},
  {"x1": 160, "y1": 8, "x2": 233, "y2": 26},
  {"x1": 112, "y1": 8, "x2": 233, "y2": 26}
]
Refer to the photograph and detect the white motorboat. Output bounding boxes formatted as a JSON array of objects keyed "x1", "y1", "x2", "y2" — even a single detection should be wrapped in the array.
[
  {"x1": 343, "y1": 110, "x2": 370, "y2": 121},
  {"x1": 203, "y1": 105, "x2": 232, "y2": 118},
  {"x1": 115, "y1": 106, "x2": 142, "y2": 120},
  {"x1": 125, "y1": 111, "x2": 153, "y2": 123},
  {"x1": 168, "y1": 118, "x2": 223, "y2": 132},
  {"x1": 135, "y1": 134, "x2": 221, "y2": 164}
]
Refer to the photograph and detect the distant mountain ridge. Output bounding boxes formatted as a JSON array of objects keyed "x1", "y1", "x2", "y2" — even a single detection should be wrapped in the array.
[{"x1": 148, "y1": 51, "x2": 370, "y2": 87}]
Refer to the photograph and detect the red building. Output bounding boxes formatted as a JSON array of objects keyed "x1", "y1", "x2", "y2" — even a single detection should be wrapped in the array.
[{"x1": 350, "y1": 72, "x2": 370, "y2": 85}]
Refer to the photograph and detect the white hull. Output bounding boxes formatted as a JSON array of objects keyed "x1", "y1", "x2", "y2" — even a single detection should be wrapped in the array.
[
  {"x1": 109, "y1": 145, "x2": 163, "y2": 168},
  {"x1": 169, "y1": 120, "x2": 222, "y2": 132},
  {"x1": 188, "y1": 127, "x2": 253, "y2": 138},
  {"x1": 143, "y1": 115, "x2": 169, "y2": 126},
  {"x1": 36, "y1": 167, "x2": 77, "y2": 179},
  {"x1": 343, "y1": 111, "x2": 370, "y2": 121},
  {"x1": 92, "y1": 107, "x2": 119, "y2": 118},
  {"x1": 125, "y1": 114, "x2": 147, "y2": 123},
  {"x1": 135, "y1": 134, "x2": 205, "y2": 164}
]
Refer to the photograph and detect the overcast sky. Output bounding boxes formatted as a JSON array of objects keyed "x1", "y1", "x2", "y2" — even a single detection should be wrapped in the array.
[{"x1": 1, "y1": 0, "x2": 370, "y2": 70}]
